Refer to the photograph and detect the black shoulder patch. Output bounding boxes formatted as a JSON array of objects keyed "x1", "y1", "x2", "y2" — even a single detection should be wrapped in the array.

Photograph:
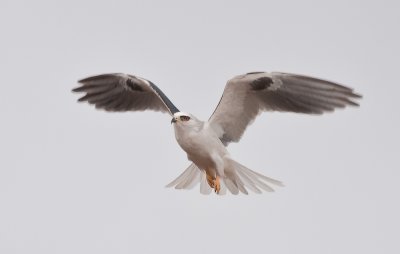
[
  {"x1": 126, "y1": 78, "x2": 144, "y2": 91},
  {"x1": 250, "y1": 76, "x2": 273, "y2": 90},
  {"x1": 148, "y1": 81, "x2": 180, "y2": 114}
]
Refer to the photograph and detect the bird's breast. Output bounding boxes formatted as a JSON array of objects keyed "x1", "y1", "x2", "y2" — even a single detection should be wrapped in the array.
[{"x1": 174, "y1": 125, "x2": 227, "y2": 168}]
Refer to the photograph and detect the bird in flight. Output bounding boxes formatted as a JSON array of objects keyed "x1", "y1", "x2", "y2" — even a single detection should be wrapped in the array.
[{"x1": 72, "y1": 72, "x2": 361, "y2": 195}]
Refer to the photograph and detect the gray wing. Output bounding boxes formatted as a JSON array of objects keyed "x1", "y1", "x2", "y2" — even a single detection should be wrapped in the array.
[
  {"x1": 72, "y1": 73, "x2": 179, "y2": 115},
  {"x1": 208, "y1": 72, "x2": 362, "y2": 145}
]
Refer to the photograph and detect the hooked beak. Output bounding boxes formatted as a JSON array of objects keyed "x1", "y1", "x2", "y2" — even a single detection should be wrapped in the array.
[{"x1": 171, "y1": 118, "x2": 177, "y2": 124}]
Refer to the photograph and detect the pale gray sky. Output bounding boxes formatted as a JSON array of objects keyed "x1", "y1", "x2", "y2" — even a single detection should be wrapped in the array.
[{"x1": 1, "y1": 0, "x2": 399, "y2": 253}]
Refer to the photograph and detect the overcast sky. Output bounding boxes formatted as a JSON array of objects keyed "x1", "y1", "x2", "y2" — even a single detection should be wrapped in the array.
[{"x1": 1, "y1": 0, "x2": 399, "y2": 253}]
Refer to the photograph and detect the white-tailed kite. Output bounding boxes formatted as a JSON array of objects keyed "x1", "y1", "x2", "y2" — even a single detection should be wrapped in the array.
[{"x1": 72, "y1": 72, "x2": 361, "y2": 195}]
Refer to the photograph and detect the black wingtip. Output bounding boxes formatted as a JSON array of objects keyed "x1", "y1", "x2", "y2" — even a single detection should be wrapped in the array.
[
  {"x1": 72, "y1": 86, "x2": 84, "y2": 93},
  {"x1": 77, "y1": 75, "x2": 99, "y2": 84},
  {"x1": 246, "y1": 71, "x2": 265, "y2": 75},
  {"x1": 77, "y1": 77, "x2": 93, "y2": 83},
  {"x1": 77, "y1": 73, "x2": 121, "y2": 84},
  {"x1": 348, "y1": 100, "x2": 360, "y2": 107},
  {"x1": 348, "y1": 91, "x2": 362, "y2": 106}
]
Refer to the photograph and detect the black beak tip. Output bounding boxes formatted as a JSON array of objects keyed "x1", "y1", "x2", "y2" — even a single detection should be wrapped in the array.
[{"x1": 171, "y1": 118, "x2": 177, "y2": 124}]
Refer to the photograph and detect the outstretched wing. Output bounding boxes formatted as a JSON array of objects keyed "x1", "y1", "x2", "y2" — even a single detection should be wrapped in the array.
[
  {"x1": 208, "y1": 72, "x2": 361, "y2": 145},
  {"x1": 72, "y1": 73, "x2": 180, "y2": 115}
]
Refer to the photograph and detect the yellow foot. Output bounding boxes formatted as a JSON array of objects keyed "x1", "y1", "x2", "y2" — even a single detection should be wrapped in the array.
[
  {"x1": 214, "y1": 176, "x2": 220, "y2": 194},
  {"x1": 206, "y1": 174, "x2": 215, "y2": 188},
  {"x1": 206, "y1": 174, "x2": 221, "y2": 194}
]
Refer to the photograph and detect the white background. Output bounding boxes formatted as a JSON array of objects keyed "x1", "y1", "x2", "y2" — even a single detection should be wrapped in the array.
[{"x1": 1, "y1": 0, "x2": 399, "y2": 253}]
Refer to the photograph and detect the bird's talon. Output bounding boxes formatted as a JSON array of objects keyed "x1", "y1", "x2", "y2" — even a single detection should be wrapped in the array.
[
  {"x1": 206, "y1": 173, "x2": 220, "y2": 194},
  {"x1": 214, "y1": 176, "x2": 221, "y2": 194}
]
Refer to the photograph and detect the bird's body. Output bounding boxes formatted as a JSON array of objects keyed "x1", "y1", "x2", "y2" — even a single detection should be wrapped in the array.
[
  {"x1": 174, "y1": 114, "x2": 224, "y2": 175},
  {"x1": 73, "y1": 71, "x2": 361, "y2": 195},
  {"x1": 177, "y1": 124, "x2": 220, "y2": 173},
  {"x1": 171, "y1": 112, "x2": 283, "y2": 194}
]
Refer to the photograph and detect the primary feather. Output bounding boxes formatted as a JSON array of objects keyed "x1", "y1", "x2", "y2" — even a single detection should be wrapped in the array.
[
  {"x1": 72, "y1": 73, "x2": 179, "y2": 115},
  {"x1": 209, "y1": 72, "x2": 361, "y2": 145}
]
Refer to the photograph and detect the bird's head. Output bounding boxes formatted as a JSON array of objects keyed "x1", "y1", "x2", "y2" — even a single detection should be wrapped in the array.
[
  {"x1": 171, "y1": 112, "x2": 203, "y2": 132},
  {"x1": 171, "y1": 112, "x2": 192, "y2": 124}
]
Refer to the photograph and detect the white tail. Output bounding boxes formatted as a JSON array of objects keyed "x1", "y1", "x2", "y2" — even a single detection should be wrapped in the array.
[
  {"x1": 166, "y1": 159, "x2": 283, "y2": 195},
  {"x1": 222, "y1": 159, "x2": 284, "y2": 194}
]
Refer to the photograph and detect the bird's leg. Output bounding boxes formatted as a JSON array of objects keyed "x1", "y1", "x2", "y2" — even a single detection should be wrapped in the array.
[
  {"x1": 214, "y1": 176, "x2": 220, "y2": 194},
  {"x1": 206, "y1": 173, "x2": 221, "y2": 194},
  {"x1": 206, "y1": 173, "x2": 215, "y2": 188}
]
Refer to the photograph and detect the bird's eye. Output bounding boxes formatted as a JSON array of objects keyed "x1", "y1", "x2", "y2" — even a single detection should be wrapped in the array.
[{"x1": 180, "y1": 116, "x2": 190, "y2": 121}]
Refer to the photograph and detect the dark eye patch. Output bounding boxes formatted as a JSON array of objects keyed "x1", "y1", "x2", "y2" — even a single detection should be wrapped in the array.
[{"x1": 180, "y1": 115, "x2": 191, "y2": 121}]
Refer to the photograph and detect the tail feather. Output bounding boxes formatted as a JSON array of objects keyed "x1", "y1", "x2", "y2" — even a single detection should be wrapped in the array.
[
  {"x1": 167, "y1": 163, "x2": 228, "y2": 195},
  {"x1": 239, "y1": 166, "x2": 275, "y2": 192},
  {"x1": 166, "y1": 160, "x2": 283, "y2": 195},
  {"x1": 235, "y1": 169, "x2": 262, "y2": 194},
  {"x1": 166, "y1": 163, "x2": 199, "y2": 189},
  {"x1": 222, "y1": 159, "x2": 283, "y2": 194},
  {"x1": 224, "y1": 170, "x2": 248, "y2": 195},
  {"x1": 246, "y1": 167, "x2": 284, "y2": 187},
  {"x1": 200, "y1": 171, "x2": 213, "y2": 195},
  {"x1": 234, "y1": 175, "x2": 248, "y2": 195},
  {"x1": 224, "y1": 178, "x2": 239, "y2": 195},
  {"x1": 176, "y1": 165, "x2": 200, "y2": 189}
]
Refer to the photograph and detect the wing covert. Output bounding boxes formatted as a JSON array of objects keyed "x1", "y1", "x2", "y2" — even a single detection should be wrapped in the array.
[
  {"x1": 72, "y1": 73, "x2": 179, "y2": 115},
  {"x1": 208, "y1": 72, "x2": 361, "y2": 145}
]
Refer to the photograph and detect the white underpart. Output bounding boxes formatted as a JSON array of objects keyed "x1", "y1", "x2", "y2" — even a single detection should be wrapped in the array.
[{"x1": 168, "y1": 112, "x2": 283, "y2": 195}]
